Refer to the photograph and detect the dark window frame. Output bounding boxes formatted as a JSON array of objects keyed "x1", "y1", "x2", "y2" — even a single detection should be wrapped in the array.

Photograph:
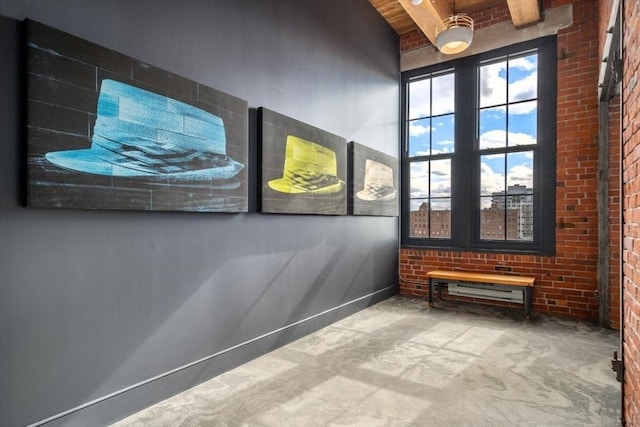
[{"x1": 401, "y1": 36, "x2": 556, "y2": 255}]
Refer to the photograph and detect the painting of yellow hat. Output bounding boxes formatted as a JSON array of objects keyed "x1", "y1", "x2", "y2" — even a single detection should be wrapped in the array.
[{"x1": 268, "y1": 135, "x2": 345, "y2": 194}]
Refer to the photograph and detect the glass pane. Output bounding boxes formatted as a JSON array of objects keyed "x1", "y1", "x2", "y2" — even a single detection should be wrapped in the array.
[
  {"x1": 409, "y1": 78, "x2": 430, "y2": 119},
  {"x1": 514, "y1": 196, "x2": 534, "y2": 241},
  {"x1": 508, "y1": 100, "x2": 537, "y2": 145},
  {"x1": 432, "y1": 73, "x2": 455, "y2": 115},
  {"x1": 410, "y1": 161, "x2": 429, "y2": 199},
  {"x1": 505, "y1": 200, "x2": 520, "y2": 240},
  {"x1": 480, "y1": 195, "x2": 493, "y2": 210},
  {"x1": 431, "y1": 114, "x2": 455, "y2": 154},
  {"x1": 507, "y1": 151, "x2": 533, "y2": 189},
  {"x1": 479, "y1": 107, "x2": 506, "y2": 149},
  {"x1": 430, "y1": 158, "x2": 451, "y2": 198},
  {"x1": 409, "y1": 199, "x2": 430, "y2": 237},
  {"x1": 410, "y1": 199, "x2": 428, "y2": 212},
  {"x1": 408, "y1": 118, "x2": 431, "y2": 156},
  {"x1": 480, "y1": 153, "x2": 505, "y2": 196},
  {"x1": 479, "y1": 61, "x2": 506, "y2": 108},
  {"x1": 480, "y1": 206, "x2": 505, "y2": 240},
  {"x1": 430, "y1": 198, "x2": 451, "y2": 238},
  {"x1": 508, "y1": 54, "x2": 538, "y2": 103},
  {"x1": 409, "y1": 159, "x2": 451, "y2": 240}
]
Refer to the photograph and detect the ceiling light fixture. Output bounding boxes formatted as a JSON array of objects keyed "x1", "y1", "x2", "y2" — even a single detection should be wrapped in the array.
[
  {"x1": 411, "y1": 0, "x2": 423, "y2": 5},
  {"x1": 435, "y1": 1, "x2": 473, "y2": 55}
]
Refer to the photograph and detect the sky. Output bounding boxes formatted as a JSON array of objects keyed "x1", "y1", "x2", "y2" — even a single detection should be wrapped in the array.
[{"x1": 408, "y1": 53, "x2": 538, "y2": 211}]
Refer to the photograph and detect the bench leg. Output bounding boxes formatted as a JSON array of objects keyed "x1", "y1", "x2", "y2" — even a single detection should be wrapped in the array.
[
  {"x1": 428, "y1": 277, "x2": 434, "y2": 307},
  {"x1": 524, "y1": 287, "x2": 532, "y2": 319}
]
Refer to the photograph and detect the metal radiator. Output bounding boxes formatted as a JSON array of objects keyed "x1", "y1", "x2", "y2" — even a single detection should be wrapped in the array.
[{"x1": 447, "y1": 282, "x2": 525, "y2": 304}]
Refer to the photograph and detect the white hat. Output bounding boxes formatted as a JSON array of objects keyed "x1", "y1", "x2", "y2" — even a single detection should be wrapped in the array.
[{"x1": 356, "y1": 159, "x2": 397, "y2": 201}]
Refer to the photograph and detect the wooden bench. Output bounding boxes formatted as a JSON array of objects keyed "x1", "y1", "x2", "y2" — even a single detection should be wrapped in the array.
[{"x1": 426, "y1": 270, "x2": 536, "y2": 318}]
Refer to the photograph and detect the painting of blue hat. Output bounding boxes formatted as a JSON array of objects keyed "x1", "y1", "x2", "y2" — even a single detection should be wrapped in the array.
[
  {"x1": 27, "y1": 19, "x2": 248, "y2": 212},
  {"x1": 45, "y1": 80, "x2": 244, "y2": 180}
]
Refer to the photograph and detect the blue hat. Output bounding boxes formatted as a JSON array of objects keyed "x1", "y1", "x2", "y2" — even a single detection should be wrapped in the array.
[{"x1": 45, "y1": 79, "x2": 244, "y2": 180}]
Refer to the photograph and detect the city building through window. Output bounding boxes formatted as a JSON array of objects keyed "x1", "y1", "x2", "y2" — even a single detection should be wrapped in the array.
[{"x1": 401, "y1": 37, "x2": 556, "y2": 254}]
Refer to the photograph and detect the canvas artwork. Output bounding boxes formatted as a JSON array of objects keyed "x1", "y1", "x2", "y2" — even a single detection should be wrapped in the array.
[
  {"x1": 350, "y1": 142, "x2": 399, "y2": 216},
  {"x1": 260, "y1": 108, "x2": 347, "y2": 215},
  {"x1": 26, "y1": 19, "x2": 248, "y2": 212}
]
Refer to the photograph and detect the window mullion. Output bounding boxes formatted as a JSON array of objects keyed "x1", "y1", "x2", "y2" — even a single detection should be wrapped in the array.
[{"x1": 453, "y1": 58, "x2": 476, "y2": 247}]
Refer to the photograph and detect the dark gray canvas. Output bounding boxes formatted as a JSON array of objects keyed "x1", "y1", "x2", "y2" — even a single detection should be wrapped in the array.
[
  {"x1": 351, "y1": 142, "x2": 399, "y2": 216},
  {"x1": 27, "y1": 20, "x2": 249, "y2": 212},
  {"x1": 260, "y1": 108, "x2": 347, "y2": 215}
]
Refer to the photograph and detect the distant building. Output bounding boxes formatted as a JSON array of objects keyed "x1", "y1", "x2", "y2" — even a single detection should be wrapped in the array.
[
  {"x1": 410, "y1": 185, "x2": 533, "y2": 240},
  {"x1": 410, "y1": 202, "x2": 450, "y2": 238},
  {"x1": 490, "y1": 184, "x2": 534, "y2": 240},
  {"x1": 490, "y1": 184, "x2": 533, "y2": 209},
  {"x1": 410, "y1": 203, "x2": 429, "y2": 237},
  {"x1": 480, "y1": 207, "x2": 519, "y2": 240}
]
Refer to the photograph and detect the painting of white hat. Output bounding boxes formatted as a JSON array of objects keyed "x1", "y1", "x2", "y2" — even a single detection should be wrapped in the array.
[
  {"x1": 45, "y1": 79, "x2": 244, "y2": 180},
  {"x1": 356, "y1": 159, "x2": 397, "y2": 201}
]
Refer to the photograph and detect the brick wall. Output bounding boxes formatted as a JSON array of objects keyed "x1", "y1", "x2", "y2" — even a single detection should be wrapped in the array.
[
  {"x1": 623, "y1": 0, "x2": 640, "y2": 423},
  {"x1": 399, "y1": 0, "x2": 613, "y2": 322}
]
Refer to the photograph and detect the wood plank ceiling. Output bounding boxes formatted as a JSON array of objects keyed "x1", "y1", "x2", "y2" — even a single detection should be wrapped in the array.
[{"x1": 369, "y1": 0, "x2": 541, "y2": 48}]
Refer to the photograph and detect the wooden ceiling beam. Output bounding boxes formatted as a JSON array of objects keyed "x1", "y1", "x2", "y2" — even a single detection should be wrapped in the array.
[
  {"x1": 505, "y1": 0, "x2": 541, "y2": 28},
  {"x1": 398, "y1": 0, "x2": 452, "y2": 46}
]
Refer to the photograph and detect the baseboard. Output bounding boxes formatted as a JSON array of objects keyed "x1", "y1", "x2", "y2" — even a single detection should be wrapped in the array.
[{"x1": 35, "y1": 285, "x2": 397, "y2": 427}]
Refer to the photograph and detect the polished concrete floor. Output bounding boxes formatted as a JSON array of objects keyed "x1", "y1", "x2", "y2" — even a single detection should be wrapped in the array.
[{"x1": 112, "y1": 296, "x2": 621, "y2": 426}]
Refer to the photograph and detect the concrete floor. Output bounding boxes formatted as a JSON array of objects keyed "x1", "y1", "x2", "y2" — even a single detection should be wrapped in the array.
[{"x1": 112, "y1": 296, "x2": 621, "y2": 426}]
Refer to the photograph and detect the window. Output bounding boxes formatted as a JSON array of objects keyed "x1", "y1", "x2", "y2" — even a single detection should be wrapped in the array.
[{"x1": 401, "y1": 37, "x2": 556, "y2": 254}]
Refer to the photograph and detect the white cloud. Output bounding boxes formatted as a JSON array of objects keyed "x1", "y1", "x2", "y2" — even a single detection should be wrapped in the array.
[
  {"x1": 510, "y1": 56, "x2": 537, "y2": 71},
  {"x1": 409, "y1": 122, "x2": 430, "y2": 136},
  {"x1": 480, "y1": 58, "x2": 537, "y2": 110},
  {"x1": 409, "y1": 79, "x2": 430, "y2": 119},
  {"x1": 433, "y1": 139, "x2": 454, "y2": 149},
  {"x1": 436, "y1": 139, "x2": 454, "y2": 145},
  {"x1": 480, "y1": 62, "x2": 506, "y2": 107},
  {"x1": 409, "y1": 160, "x2": 451, "y2": 198},
  {"x1": 508, "y1": 132, "x2": 537, "y2": 146},
  {"x1": 479, "y1": 156, "x2": 533, "y2": 207},
  {"x1": 432, "y1": 138, "x2": 454, "y2": 154},
  {"x1": 410, "y1": 187, "x2": 429, "y2": 199},
  {"x1": 480, "y1": 130, "x2": 536, "y2": 148},
  {"x1": 479, "y1": 130, "x2": 506, "y2": 148},
  {"x1": 410, "y1": 163, "x2": 429, "y2": 198},
  {"x1": 480, "y1": 162, "x2": 504, "y2": 196},
  {"x1": 509, "y1": 71, "x2": 537, "y2": 103},
  {"x1": 432, "y1": 73, "x2": 455, "y2": 115},
  {"x1": 509, "y1": 100, "x2": 537, "y2": 115},
  {"x1": 508, "y1": 164, "x2": 533, "y2": 188},
  {"x1": 430, "y1": 159, "x2": 451, "y2": 197},
  {"x1": 409, "y1": 73, "x2": 455, "y2": 119}
]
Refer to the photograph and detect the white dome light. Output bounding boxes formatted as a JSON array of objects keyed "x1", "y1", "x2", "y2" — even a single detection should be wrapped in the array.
[{"x1": 436, "y1": 14, "x2": 474, "y2": 54}]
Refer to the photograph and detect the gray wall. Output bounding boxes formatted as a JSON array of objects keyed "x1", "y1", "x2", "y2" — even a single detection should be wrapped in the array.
[{"x1": 0, "y1": 1, "x2": 400, "y2": 426}]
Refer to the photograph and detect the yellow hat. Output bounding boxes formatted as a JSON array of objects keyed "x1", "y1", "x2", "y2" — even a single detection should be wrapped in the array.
[
  {"x1": 356, "y1": 159, "x2": 397, "y2": 201},
  {"x1": 268, "y1": 135, "x2": 345, "y2": 194}
]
